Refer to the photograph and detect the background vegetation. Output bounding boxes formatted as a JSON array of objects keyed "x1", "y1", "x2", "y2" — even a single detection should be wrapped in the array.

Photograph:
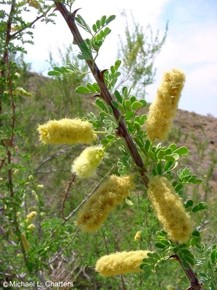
[{"x1": 0, "y1": 1, "x2": 216, "y2": 289}]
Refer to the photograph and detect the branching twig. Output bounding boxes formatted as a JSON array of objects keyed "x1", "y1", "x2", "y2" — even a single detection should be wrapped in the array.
[
  {"x1": 63, "y1": 165, "x2": 115, "y2": 223},
  {"x1": 10, "y1": 6, "x2": 54, "y2": 41},
  {"x1": 170, "y1": 255, "x2": 203, "y2": 290},
  {"x1": 61, "y1": 172, "x2": 77, "y2": 218},
  {"x1": 34, "y1": 148, "x2": 70, "y2": 173}
]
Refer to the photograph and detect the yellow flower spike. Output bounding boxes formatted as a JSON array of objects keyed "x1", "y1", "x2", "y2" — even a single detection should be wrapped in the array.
[
  {"x1": 95, "y1": 250, "x2": 150, "y2": 277},
  {"x1": 27, "y1": 0, "x2": 41, "y2": 9},
  {"x1": 72, "y1": 146, "x2": 104, "y2": 179},
  {"x1": 37, "y1": 118, "x2": 97, "y2": 145},
  {"x1": 134, "y1": 230, "x2": 142, "y2": 241},
  {"x1": 27, "y1": 224, "x2": 35, "y2": 231},
  {"x1": 76, "y1": 175, "x2": 134, "y2": 232},
  {"x1": 146, "y1": 69, "x2": 185, "y2": 141},
  {"x1": 147, "y1": 176, "x2": 193, "y2": 243},
  {"x1": 21, "y1": 233, "x2": 30, "y2": 252},
  {"x1": 26, "y1": 211, "x2": 37, "y2": 222}
]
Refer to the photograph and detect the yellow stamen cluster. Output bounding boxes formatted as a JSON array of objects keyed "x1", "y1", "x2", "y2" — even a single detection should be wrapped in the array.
[
  {"x1": 37, "y1": 118, "x2": 97, "y2": 145},
  {"x1": 21, "y1": 233, "x2": 30, "y2": 252},
  {"x1": 147, "y1": 176, "x2": 193, "y2": 243},
  {"x1": 76, "y1": 175, "x2": 134, "y2": 232},
  {"x1": 26, "y1": 211, "x2": 37, "y2": 222},
  {"x1": 134, "y1": 230, "x2": 142, "y2": 241},
  {"x1": 27, "y1": 0, "x2": 41, "y2": 9},
  {"x1": 95, "y1": 250, "x2": 149, "y2": 277},
  {"x1": 146, "y1": 69, "x2": 185, "y2": 141},
  {"x1": 27, "y1": 224, "x2": 35, "y2": 231},
  {"x1": 72, "y1": 146, "x2": 104, "y2": 178}
]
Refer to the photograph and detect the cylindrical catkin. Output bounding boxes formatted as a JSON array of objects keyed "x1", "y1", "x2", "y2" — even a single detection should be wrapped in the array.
[
  {"x1": 76, "y1": 175, "x2": 134, "y2": 232},
  {"x1": 146, "y1": 69, "x2": 185, "y2": 141},
  {"x1": 95, "y1": 250, "x2": 149, "y2": 276},
  {"x1": 37, "y1": 118, "x2": 97, "y2": 144},
  {"x1": 147, "y1": 176, "x2": 193, "y2": 243},
  {"x1": 72, "y1": 146, "x2": 104, "y2": 178}
]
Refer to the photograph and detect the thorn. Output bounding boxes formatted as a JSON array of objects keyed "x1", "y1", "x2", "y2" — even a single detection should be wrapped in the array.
[
  {"x1": 169, "y1": 254, "x2": 179, "y2": 261},
  {"x1": 98, "y1": 69, "x2": 108, "y2": 81},
  {"x1": 72, "y1": 8, "x2": 81, "y2": 19},
  {"x1": 93, "y1": 93, "x2": 101, "y2": 98}
]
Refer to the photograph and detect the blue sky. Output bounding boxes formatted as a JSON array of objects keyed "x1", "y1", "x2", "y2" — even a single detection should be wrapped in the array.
[
  {"x1": 153, "y1": 0, "x2": 217, "y2": 117},
  {"x1": 24, "y1": 0, "x2": 217, "y2": 117}
]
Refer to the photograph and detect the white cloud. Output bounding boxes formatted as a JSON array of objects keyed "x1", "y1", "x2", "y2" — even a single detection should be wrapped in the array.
[
  {"x1": 26, "y1": 0, "x2": 170, "y2": 70},
  {"x1": 23, "y1": 0, "x2": 217, "y2": 116}
]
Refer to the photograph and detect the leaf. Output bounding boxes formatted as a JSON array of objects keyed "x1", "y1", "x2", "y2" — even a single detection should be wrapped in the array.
[
  {"x1": 130, "y1": 96, "x2": 136, "y2": 103},
  {"x1": 141, "y1": 265, "x2": 152, "y2": 279},
  {"x1": 147, "y1": 252, "x2": 161, "y2": 260},
  {"x1": 125, "y1": 197, "x2": 134, "y2": 206},
  {"x1": 180, "y1": 249, "x2": 195, "y2": 267},
  {"x1": 48, "y1": 70, "x2": 59, "y2": 76},
  {"x1": 155, "y1": 242, "x2": 167, "y2": 249},
  {"x1": 171, "y1": 153, "x2": 180, "y2": 161},
  {"x1": 105, "y1": 15, "x2": 116, "y2": 25},
  {"x1": 95, "y1": 98, "x2": 108, "y2": 112},
  {"x1": 75, "y1": 85, "x2": 90, "y2": 94},
  {"x1": 125, "y1": 111, "x2": 134, "y2": 120},
  {"x1": 101, "y1": 139, "x2": 109, "y2": 146},
  {"x1": 114, "y1": 90, "x2": 123, "y2": 103},
  {"x1": 131, "y1": 101, "x2": 144, "y2": 110},
  {"x1": 111, "y1": 100, "x2": 119, "y2": 109},
  {"x1": 157, "y1": 162, "x2": 162, "y2": 175},
  {"x1": 139, "y1": 100, "x2": 147, "y2": 107},
  {"x1": 86, "y1": 83, "x2": 100, "y2": 93},
  {"x1": 124, "y1": 100, "x2": 131, "y2": 109},
  {"x1": 192, "y1": 230, "x2": 200, "y2": 237},
  {"x1": 169, "y1": 143, "x2": 177, "y2": 151},
  {"x1": 184, "y1": 254, "x2": 195, "y2": 267},
  {"x1": 164, "y1": 161, "x2": 178, "y2": 172},
  {"x1": 165, "y1": 155, "x2": 175, "y2": 162},
  {"x1": 92, "y1": 23, "x2": 97, "y2": 33},
  {"x1": 48, "y1": 66, "x2": 72, "y2": 77},
  {"x1": 157, "y1": 150, "x2": 165, "y2": 160},
  {"x1": 139, "y1": 114, "x2": 147, "y2": 125},
  {"x1": 210, "y1": 249, "x2": 217, "y2": 264},
  {"x1": 76, "y1": 15, "x2": 91, "y2": 34},
  {"x1": 78, "y1": 41, "x2": 93, "y2": 60},
  {"x1": 144, "y1": 140, "x2": 151, "y2": 153},
  {"x1": 100, "y1": 15, "x2": 106, "y2": 26},
  {"x1": 77, "y1": 51, "x2": 92, "y2": 61},
  {"x1": 114, "y1": 59, "x2": 121, "y2": 69},
  {"x1": 184, "y1": 200, "x2": 194, "y2": 208},
  {"x1": 134, "y1": 137, "x2": 143, "y2": 147},
  {"x1": 174, "y1": 146, "x2": 189, "y2": 156},
  {"x1": 158, "y1": 239, "x2": 171, "y2": 246},
  {"x1": 165, "y1": 148, "x2": 172, "y2": 155},
  {"x1": 174, "y1": 183, "x2": 183, "y2": 193},
  {"x1": 103, "y1": 27, "x2": 111, "y2": 37},
  {"x1": 192, "y1": 202, "x2": 207, "y2": 213}
]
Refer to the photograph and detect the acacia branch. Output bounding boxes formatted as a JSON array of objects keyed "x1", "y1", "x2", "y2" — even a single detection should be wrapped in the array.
[
  {"x1": 171, "y1": 255, "x2": 203, "y2": 290},
  {"x1": 53, "y1": 2, "x2": 202, "y2": 289},
  {"x1": 61, "y1": 172, "x2": 77, "y2": 219},
  {"x1": 53, "y1": 1, "x2": 148, "y2": 187}
]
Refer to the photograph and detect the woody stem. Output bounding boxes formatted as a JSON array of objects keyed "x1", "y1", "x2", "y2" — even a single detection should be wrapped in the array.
[{"x1": 53, "y1": 2, "x2": 202, "y2": 289}]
